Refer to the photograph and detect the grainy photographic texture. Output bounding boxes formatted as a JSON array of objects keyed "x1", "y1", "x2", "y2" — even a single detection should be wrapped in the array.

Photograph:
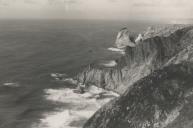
[{"x1": 0, "y1": 0, "x2": 193, "y2": 128}]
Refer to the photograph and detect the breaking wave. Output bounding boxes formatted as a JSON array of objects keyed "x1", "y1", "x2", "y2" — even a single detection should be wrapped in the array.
[
  {"x1": 51, "y1": 73, "x2": 78, "y2": 85},
  {"x1": 107, "y1": 47, "x2": 125, "y2": 54},
  {"x1": 2, "y1": 82, "x2": 20, "y2": 87},
  {"x1": 32, "y1": 74, "x2": 119, "y2": 128},
  {"x1": 101, "y1": 60, "x2": 117, "y2": 67}
]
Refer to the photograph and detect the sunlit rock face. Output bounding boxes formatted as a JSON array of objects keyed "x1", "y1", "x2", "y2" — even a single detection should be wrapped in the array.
[
  {"x1": 83, "y1": 62, "x2": 193, "y2": 128},
  {"x1": 115, "y1": 28, "x2": 136, "y2": 48},
  {"x1": 134, "y1": 33, "x2": 143, "y2": 44},
  {"x1": 75, "y1": 26, "x2": 193, "y2": 94}
]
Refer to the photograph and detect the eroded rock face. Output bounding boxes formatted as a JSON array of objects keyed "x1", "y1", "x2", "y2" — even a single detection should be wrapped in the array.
[
  {"x1": 83, "y1": 63, "x2": 193, "y2": 128},
  {"x1": 135, "y1": 33, "x2": 143, "y2": 44},
  {"x1": 75, "y1": 26, "x2": 193, "y2": 94},
  {"x1": 115, "y1": 28, "x2": 136, "y2": 48}
]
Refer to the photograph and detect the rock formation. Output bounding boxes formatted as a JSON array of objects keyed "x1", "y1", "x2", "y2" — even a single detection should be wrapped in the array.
[
  {"x1": 73, "y1": 25, "x2": 193, "y2": 128},
  {"x1": 75, "y1": 26, "x2": 193, "y2": 94},
  {"x1": 83, "y1": 62, "x2": 193, "y2": 128},
  {"x1": 115, "y1": 28, "x2": 136, "y2": 48}
]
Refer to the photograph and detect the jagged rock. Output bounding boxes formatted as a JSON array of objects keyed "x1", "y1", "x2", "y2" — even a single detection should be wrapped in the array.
[
  {"x1": 115, "y1": 28, "x2": 136, "y2": 48},
  {"x1": 75, "y1": 26, "x2": 193, "y2": 94},
  {"x1": 83, "y1": 62, "x2": 193, "y2": 128},
  {"x1": 77, "y1": 25, "x2": 193, "y2": 128}
]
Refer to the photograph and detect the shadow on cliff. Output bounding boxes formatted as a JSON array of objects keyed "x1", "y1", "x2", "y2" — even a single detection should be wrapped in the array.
[{"x1": 83, "y1": 62, "x2": 193, "y2": 128}]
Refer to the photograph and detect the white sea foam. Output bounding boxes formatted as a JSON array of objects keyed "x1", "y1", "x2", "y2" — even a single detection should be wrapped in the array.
[
  {"x1": 63, "y1": 78, "x2": 78, "y2": 85},
  {"x1": 108, "y1": 47, "x2": 124, "y2": 52},
  {"x1": 108, "y1": 47, "x2": 125, "y2": 54},
  {"x1": 51, "y1": 73, "x2": 67, "y2": 80},
  {"x1": 33, "y1": 85, "x2": 119, "y2": 128},
  {"x1": 2, "y1": 82, "x2": 19, "y2": 87},
  {"x1": 102, "y1": 60, "x2": 117, "y2": 67},
  {"x1": 51, "y1": 73, "x2": 78, "y2": 85}
]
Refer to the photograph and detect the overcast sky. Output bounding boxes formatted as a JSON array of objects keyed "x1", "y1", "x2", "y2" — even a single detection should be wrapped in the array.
[{"x1": 0, "y1": 0, "x2": 192, "y2": 21}]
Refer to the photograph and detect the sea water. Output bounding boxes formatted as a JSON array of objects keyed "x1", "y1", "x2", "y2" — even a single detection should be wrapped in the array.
[{"x1": 0, "y1": 19, "x2": 151, "y2": 128}]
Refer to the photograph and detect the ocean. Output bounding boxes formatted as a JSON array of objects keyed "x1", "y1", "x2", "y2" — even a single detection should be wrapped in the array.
[{"x1": 0, "y1": 19, "x2": 152, "y2": 128}]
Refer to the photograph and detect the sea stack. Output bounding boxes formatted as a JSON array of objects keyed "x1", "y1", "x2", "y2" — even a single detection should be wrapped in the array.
[{"x1": 115, "y1": 28, "x2": 136, "y2": 48}]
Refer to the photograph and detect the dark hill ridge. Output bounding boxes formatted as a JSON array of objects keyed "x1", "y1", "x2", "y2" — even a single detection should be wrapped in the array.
[
  {"x1": 142, "y1": 24, "x2": 190, "y2": 40},
  {"x1": 166, "y1": 44, "x2": 193, "y2": 65},
  {"x1": 75, "y1": 25, "x2": 193, "y2": 94},
  {"x1": 83, "y1": 62, "x2": 193, "y2": 128}
]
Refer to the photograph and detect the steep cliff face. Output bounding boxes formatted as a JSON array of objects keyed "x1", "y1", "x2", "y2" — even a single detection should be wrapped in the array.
[
  {"x1": 76, "y1": 26, "x2": 193, "y2": 94},
  {"x1": 83, "y1": 62, "x2": 193, "y2": 128}
]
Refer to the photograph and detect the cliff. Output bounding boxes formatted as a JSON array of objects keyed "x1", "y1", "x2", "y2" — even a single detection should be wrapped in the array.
[
  {"x1": 82, "y1": 25, "x2": 193, "y2": 128},
  {"x1": 83, "y1": 62, "x2": 193, "y2": 128},
  {"x1": 75, "y1": 25, "x2": 193, "y2": 94}
]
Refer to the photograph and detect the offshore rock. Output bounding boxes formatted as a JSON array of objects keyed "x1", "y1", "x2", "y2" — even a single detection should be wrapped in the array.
[
  {"x1": 83, "y1": 62, "x2": 193, "y2": 128},
  {"x1": 115, "y1": 28, "x2": 136, "y2": 48},
  {"x1": 75, "y1": 26, "x2": 193, "y2": 94}
]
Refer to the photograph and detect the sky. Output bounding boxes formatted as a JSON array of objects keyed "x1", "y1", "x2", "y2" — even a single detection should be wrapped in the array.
[{"x1": 0, "y1": 0, "x2": 193, "y2": 21}]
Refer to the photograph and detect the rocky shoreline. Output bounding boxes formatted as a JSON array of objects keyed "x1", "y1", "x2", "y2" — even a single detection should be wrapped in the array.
[
  {"x1": 75, "y1": 25, "x2": 193, "y2": 94},
  {"x1": 66, "y1": 24, "x2": 193, "y2": 128}
]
